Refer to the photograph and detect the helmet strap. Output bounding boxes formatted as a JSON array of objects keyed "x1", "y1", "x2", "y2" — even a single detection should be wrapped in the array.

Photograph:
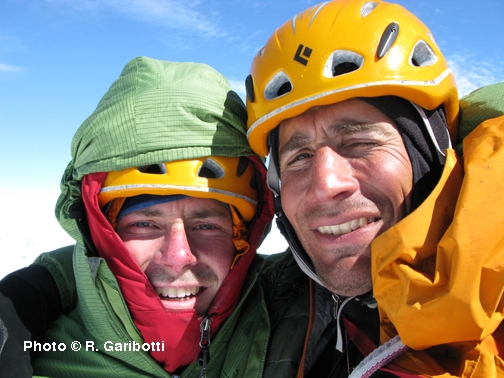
[
  {"x1": 266, "y1": 128, "x2": 284, "y2": 216},
  {"x1": 266, "y1": 127, "x2": 324, "y2": 285},
  {"x1": 229, "y1": 205, "x2": 250, "y2": 270}
]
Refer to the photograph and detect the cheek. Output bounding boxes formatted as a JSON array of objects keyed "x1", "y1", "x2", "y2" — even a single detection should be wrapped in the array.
[
  {"x1": 280, "y1": 178, "x2": 305, "y2": 226},
  {"x1": 368, "y1": 152, "x2": 412, "y2": 212},
  {"x1": 122, "y1": 239, "x2": 159, "y2": 271},
  {"x1": 390, "y1": 152, "x2": 412, "y2": 194},
  {"x1": 214, "y1": 257, "x2": 234, "y2": 281},
  {"x1": 191, "y1": 238, "x2": 235, "y2": 279}
]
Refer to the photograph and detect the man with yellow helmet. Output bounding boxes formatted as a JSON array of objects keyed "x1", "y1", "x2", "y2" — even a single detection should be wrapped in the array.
[
  {"x1": 247, "y1": 0, "x2": 504, "y2": 376},
  {"x1": 0, "y1": 56, "x2": 275, "y2": 377}
]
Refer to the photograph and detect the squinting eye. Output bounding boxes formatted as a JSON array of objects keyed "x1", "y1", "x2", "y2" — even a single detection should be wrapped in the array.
[
  {"x1": 287, "y1": 152, "x2": 312, "y2": 166},
  {"x1": 345, "y1": 139, "x2": 379, "y2": 148},
  {"x1": 351, "y1": 141, "x2": 377, "y2": 146},
  {"x1": 134, "y1": 221, "x2": 152, "y2": 227},
  {"x1": 196, "y1": 224, "x2": 216, "y2": 230}
]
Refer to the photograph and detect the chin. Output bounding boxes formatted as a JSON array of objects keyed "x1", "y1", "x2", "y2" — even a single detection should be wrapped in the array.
[
  {"x1": 323, "y1": 279, "x2": 372, "y2": 297},
  {"x1": 315, "y1": 261, "x2": 372, "y2": 296}
]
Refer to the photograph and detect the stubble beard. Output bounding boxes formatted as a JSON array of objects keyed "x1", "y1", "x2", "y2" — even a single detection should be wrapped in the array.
[
  {"x1": 147, "y1": 265, "x2": 219, "y2": 286},
  {"x1": 306, "y1": 242, "x2": 373, "y2": 297},
  {"x1": 294, "y1": 197, "x2": 392, "y2": 297}
]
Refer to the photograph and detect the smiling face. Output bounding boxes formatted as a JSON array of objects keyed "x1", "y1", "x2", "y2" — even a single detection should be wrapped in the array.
[
  {"x1": 115, "y1": 197, "x2": 235, "y2": 315},
  {"x1": 278, "y1": 98, "x2": 413, "y2": 296}
]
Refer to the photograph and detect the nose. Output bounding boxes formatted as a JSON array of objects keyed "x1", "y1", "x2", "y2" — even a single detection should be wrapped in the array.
[
  {"x1": 306, "y1": 146, "x2": 358, "y2": 203},
  {"x1": 157, "y1": 223, "x2": 197, "y2": 274}
]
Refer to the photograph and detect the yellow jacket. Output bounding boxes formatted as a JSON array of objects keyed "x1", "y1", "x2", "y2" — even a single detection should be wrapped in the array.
[{"x1": 372, "y1": 83, "x2": 504, "y2": 377}]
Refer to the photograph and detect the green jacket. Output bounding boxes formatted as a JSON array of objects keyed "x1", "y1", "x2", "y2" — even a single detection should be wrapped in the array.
[
  {"x1": 32, "y1": 246, "x2": 271, "y2": 378},
  {"x1": 32, "y1": 247, "x2": 310, "y2": 378}
]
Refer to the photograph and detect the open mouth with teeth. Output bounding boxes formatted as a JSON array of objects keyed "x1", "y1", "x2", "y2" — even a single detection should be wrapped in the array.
[
  {"x1": 317, "y1": 217, "x2": 378, "y2": 236},
  {"x1": 155, "y1": 287, "x2": 201, "y2": 300}
]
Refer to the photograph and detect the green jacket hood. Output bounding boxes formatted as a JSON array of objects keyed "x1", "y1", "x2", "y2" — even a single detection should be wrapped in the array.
[
  {"x1": 56, "y1": 56, "x2": 254, "y2": 242},
  {"x1": 456, "y1": 81, "x2": 504, "y2": 157}
]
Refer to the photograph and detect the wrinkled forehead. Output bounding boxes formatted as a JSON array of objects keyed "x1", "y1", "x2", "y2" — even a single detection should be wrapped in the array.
[{"x1": 276, "y1": 98, "x2": 397, "y2": 150}]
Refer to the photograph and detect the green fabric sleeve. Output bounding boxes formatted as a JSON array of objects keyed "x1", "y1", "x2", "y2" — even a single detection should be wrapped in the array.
[{"x1": 33, "y1": 245, "x2": 77, "y2": 314}]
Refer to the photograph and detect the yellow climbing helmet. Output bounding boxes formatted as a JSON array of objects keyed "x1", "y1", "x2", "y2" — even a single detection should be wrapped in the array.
[
  {"x1": 246, "y1": 0, "x2": 459, "y2": 157},
  {"x1": 98, "y1": 156, "x2": 258, "y2": 222}
]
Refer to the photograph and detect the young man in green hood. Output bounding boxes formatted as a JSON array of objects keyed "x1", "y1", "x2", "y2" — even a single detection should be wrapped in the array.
[{"x1": 1, "y1": 56, "x2": 274, "y2": 377}]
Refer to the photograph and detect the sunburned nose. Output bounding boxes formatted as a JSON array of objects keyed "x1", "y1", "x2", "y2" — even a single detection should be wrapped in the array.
[
  {"x1": 157, "y1": 224, "x2": 197, "y2": 273},
  {"x1": 306, "y1": 147, "x2": 358, "y2": 202}
]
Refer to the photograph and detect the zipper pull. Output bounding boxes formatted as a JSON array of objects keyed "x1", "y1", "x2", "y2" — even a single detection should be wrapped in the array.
[{"x1": 198, "y1": 316, "x2": 211, "y2": 378}]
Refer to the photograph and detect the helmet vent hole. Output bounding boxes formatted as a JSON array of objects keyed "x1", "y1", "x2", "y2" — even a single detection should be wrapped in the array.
[
  {"x1": 277, "y1": 82, "x2": 292, "y2": 96},
  {"x1": 324, "y1": 50, "x2": 364, "y2": 78},
  {"x1": 198, "y1": 158, "x2": 225, "y2": 179},
  {"x1": 245, "y1": 75, "x2": 255, "y2": 103},
  {"x1": 139, "y1": 164, "x2": 166, "y2": 174},
  {"x1": 360, "y1": 2, "x2": 378, "y2": 17},
  {"x1": 334, "y1": 62, "x2": 359, "y2": 76},
  {"x1": 264, "y1": 71, "x2": 293, "y2": 100},
  {"x1": 410, "y1": 40, "x2": 438, "y2": 67},
  {"x1": 236, "y1": 157, "x2": 250, "y2": 177}
]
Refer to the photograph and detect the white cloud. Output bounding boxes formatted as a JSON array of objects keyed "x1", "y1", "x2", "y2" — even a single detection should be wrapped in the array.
[
  {"x1": 0, "y1": 63, "x2": 23, "y2": 72},
  {"x1": 257, "y1": 217, "x2": 289, "y2": 255},
  {"x1": 447, "y1": 53, "x2": 504, "y2": 97},
  {"x1": 46, "y1": 0, "x2": 224, "y2": 38},
  {"x1": 228, "y1": 79, "x2": 246, "y2": 99},
  {"x1": 0, "y1": 188, "x2": 74, "y2": 279}
]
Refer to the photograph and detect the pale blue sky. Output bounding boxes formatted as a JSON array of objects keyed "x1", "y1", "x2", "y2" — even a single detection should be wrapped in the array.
[{"x1": 1, "y1": 0, "x2": 503, "y2": 276}]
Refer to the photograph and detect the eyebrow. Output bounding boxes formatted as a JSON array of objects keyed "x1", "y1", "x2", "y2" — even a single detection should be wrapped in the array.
[
  {"x1": 279, "y1": 133, "x2": 311, "y2": 157},
  {"x1": 186, "y1": 208, "x2": 231, "y2": 221},
  {"x1": 131, "y1": 207, "x2": 163, "y2": 217},
  {"x1": 129, "y1": 206, "x2": 230, "y2": 220}
]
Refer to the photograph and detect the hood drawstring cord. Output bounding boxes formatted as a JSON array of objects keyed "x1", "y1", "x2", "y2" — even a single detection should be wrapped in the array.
[
  {"x1": 198, "y1": 316, "x2": 211, "y2": 378},
  {"x1": 333, "y1": 294, "x2": 354, "y2": 353},
  {"x1": 332, "y1": 294, "x2": 354, "y2": 377}
]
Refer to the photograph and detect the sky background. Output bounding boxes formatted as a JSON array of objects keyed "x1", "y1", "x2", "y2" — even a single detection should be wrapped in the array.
[{"x1": 1, "y1": 0, "x2": 504, "y2": 278}]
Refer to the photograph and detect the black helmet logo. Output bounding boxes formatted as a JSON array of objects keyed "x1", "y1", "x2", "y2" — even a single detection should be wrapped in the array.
[{"x1": 294, "y1": 44, "x2": 312, "y2": 66}]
